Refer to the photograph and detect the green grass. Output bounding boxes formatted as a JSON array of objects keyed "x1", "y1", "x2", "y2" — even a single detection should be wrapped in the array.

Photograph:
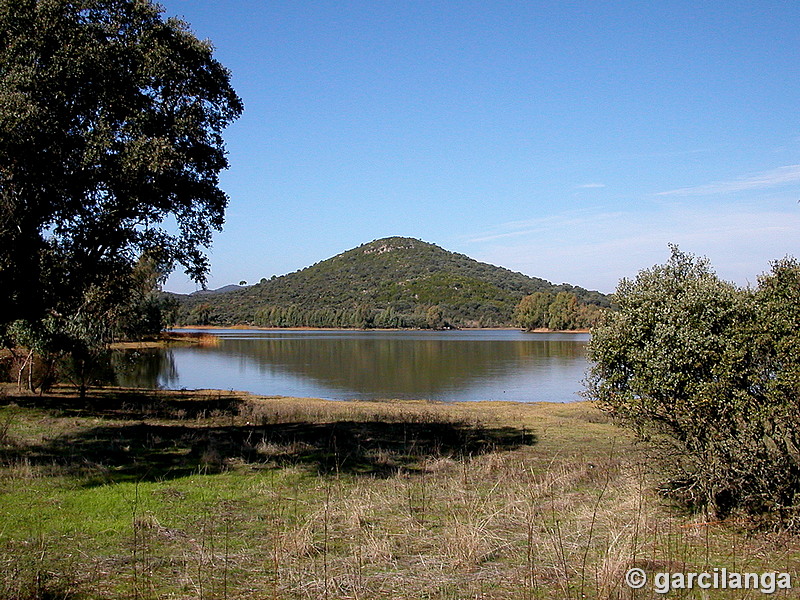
[{"x1": 0, "y1": 384, "x2": 798, "y2": 599}]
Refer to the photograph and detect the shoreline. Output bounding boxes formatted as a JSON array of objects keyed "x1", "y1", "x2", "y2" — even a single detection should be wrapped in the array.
[{"x1": 171, "y1": 325, "x2": 591, "y2": 334}]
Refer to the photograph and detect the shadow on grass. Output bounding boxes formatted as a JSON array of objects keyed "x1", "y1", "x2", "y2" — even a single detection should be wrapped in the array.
[
  {"x1": 1, "y1": 388, "x2": 537, "y2": 484},
  {"x1": 2, "y1": 386, "x2": 244, "y2": 421}
]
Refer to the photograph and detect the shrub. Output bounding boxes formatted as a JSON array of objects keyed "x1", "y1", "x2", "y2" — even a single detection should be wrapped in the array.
[{"x1": 586, "y1": 247, "x2": 800, "y2": 527}]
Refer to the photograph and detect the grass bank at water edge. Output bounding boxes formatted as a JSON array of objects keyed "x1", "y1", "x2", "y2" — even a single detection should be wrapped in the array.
[{"x1": 0, "y1": 384, "x2": 797, "y2": 599}]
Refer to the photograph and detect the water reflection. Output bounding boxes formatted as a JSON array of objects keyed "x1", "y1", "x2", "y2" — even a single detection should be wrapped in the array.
[
  {"x1": 113, "y1": 348, "x2": 179, "y2": 388},
  {"x1": 115, "y1": 330, "x2": 590, "y2": 403}
]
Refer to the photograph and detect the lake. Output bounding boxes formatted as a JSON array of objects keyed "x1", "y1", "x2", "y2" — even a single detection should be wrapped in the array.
[{"x1": 114, "y1": 329, "x2": 591, "y2": 403}]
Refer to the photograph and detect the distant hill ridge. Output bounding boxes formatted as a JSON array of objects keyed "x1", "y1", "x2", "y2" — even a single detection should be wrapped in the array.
[
  {"x1": 190, "y1": 284, "x2": 243, "y2": 296},
  {"x1": 175, "y1": 236, "x2": 609, "y2": 328}
]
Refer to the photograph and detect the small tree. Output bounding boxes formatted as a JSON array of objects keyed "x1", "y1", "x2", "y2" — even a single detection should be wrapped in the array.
[
  {"x1": 188, "y1": 303, "x2": 213, "y2": 326},
  {"x1": 586, "y1": 247, "x2": 800, "y2": 525},
  {"x1": 513, "y1": 292, "x2": 553, "y2": 330},
  {"x1": 425, "y1": 304, "x2": 446, "y2": 329},
  {"x1": 547, "y1": 292, "x2": 580, "y2": 330}
]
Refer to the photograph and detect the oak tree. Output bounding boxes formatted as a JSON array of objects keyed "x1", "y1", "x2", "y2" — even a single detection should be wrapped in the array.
[{"x1": 0, "y1": 0, "x2": 242, "y2": 336}]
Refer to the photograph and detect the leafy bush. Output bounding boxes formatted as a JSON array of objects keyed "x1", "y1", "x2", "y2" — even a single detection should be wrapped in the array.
[{"x1": 586, "y1": 247, "x2": 800, "y2": 527}]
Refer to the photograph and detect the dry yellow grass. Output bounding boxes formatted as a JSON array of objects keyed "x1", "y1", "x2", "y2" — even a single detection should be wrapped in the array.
[{"x1": 0, "y1": 385, "x2": 798, "y2": 599}]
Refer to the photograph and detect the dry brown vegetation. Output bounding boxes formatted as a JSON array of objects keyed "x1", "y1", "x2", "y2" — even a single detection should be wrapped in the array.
[
  {"x1": 0, "y1": 384, "x2": 797, "y2": 599},
  {"x1": 108, "y1": 331, "x2": 221, "y2": 350}
]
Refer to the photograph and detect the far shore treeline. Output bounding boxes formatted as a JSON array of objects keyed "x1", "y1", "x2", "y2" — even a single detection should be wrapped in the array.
[{"x1": 169, "y1": 236, "x2": 611, "y2": 329}]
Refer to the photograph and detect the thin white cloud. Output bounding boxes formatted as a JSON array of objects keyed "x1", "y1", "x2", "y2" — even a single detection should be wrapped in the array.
[
  {"x1": 465, "y1": 210, "x2": 626, "y2": 244},
  {"x1": 463, "y1": 202, "x2": 800, "y2": 293},
  {"x1": 658, "y1": 164, "x2": 800, "y2": 197},
  {"x1": 576, "y1": 183, "x2": 606, "y2": 189}
]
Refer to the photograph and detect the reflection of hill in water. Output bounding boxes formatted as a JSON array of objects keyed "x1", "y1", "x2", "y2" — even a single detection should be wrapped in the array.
[
  {"x1": 206, "y1": 335, "x2": 587, "y2": 398},
  {"x1": 112, "y1": 333, "x2": 589, "y2": 400}
]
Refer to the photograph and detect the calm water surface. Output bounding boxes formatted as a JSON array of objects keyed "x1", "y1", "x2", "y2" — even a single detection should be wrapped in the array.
[{"x1": 115, "y1": 329, "x2": 590, "y2": 403}]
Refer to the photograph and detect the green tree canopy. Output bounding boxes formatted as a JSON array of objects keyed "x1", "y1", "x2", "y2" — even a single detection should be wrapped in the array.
[
  {"x1": 513, "y1": 291, "x2": 553, "y2": 330},
  {"x1": 546, "y1": 291, "x2": 579, "y2": 331},
  {"x1": 0, "y1": 0, "x2": 242, "y2": 338},
  {"x1": 513, "y1": 290, "x2": 605, "y2": 331},
  {"x1": 586, "y1": 247, "x2": 800, "y2": 525}
]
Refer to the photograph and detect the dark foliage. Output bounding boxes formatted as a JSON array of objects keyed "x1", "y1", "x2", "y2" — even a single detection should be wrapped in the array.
[
  {"x1": 0, "y1": 0, "x2": 241, "y2": 329},
  {"x1": 0, "y1": 0, "x2": 240, "y2": 390}
]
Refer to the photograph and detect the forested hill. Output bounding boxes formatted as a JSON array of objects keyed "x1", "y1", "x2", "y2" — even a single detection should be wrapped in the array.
[{"x1": 173, "y1": 237, "x2": 610, "y2": 328}]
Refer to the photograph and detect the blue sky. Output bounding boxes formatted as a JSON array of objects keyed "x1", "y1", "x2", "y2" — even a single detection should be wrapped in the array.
[{"x1": 162, "y1": 0, "x2": 800, "y2": 295}]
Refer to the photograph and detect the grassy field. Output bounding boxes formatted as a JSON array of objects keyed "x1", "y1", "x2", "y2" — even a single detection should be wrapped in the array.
[{"x1": 0, "y1": 384, "x2": 797, "y2": 599}]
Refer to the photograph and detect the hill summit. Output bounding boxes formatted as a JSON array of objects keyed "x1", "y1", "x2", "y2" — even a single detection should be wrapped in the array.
[{"x1": 177, "y1": 236, "x2": 609, "y2": 328}]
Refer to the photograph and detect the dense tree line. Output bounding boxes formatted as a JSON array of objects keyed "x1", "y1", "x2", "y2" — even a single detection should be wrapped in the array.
[
  {"x1": 513, "y1": 291, "x2": 607, "y2": 330},
  {"x1": 586, "y1": 247, "x2": 800, "y2": 527},
  {"x1": 185, "y1": 298, "x2": 515, "y2": 330},
  {"x1": 252, "y1": 304, "x2": 451, "y2": 329}
]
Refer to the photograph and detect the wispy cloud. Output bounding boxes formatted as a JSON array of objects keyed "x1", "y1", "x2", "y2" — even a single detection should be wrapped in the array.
[
  {"x1": 462, "y1": 202, "x2": 800, "y2": 293},
  {"x1": 658, "y1": 164, "x2": 800, "y2": 197},
  {"x1": 465, "y1": 210, "x2": 624, "y2": 244},
  {"x1": 576, "y1": 183, "x2": 606, "y2": 189}
]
